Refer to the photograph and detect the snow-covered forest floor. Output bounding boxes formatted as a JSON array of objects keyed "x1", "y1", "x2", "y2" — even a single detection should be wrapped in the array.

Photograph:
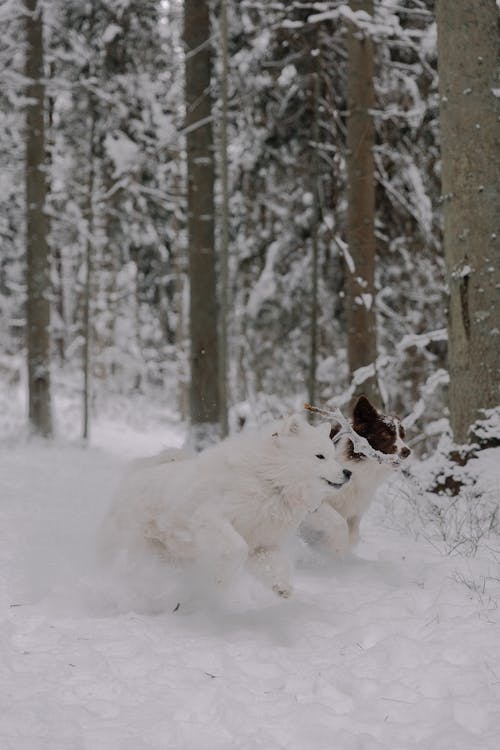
[{"x1": 1, "y1": 388, "x2": 500, "y2": 749}]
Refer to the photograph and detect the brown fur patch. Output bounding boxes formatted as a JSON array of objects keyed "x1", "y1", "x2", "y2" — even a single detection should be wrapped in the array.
[{"x1": 346, "y1": 396, "x2": 400, "y2": 461}]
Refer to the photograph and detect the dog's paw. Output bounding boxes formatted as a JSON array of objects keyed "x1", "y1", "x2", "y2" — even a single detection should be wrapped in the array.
[{"x1": 272, "y1": 584, "x2": 292, "y2": 599}]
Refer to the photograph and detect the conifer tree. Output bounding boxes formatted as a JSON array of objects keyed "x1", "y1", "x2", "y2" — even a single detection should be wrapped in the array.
[
  {"x1": 25, "y1": 0, "x2": 52, "y2": 436},
  {"x1": 184, "y1": 0, "x2": 220, "y2": 446},
  {"x1": 437, "y1": 0, "x2": 500, "y2": 443},
  {"x1": 345, "y1": 0, "x2": 379, "y2": 406}
]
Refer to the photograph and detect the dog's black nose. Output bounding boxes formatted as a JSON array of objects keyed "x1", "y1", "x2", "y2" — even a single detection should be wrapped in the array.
[
  {"x1": 400, "y1": 447, "x2": 411, "y2": 459},
  {"x1": 343, "y1": 469, "x2": 352, "y2": 480}
]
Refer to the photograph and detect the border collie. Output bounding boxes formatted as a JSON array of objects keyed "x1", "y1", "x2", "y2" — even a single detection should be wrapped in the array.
[{"x1": 300, "y1": 395, "x2": 411, "y2": 556}]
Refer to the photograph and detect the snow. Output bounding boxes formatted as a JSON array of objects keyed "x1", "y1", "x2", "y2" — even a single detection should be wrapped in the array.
[
  {"x1": 246, "y1": 240, "x2": 280, "y2": 317},
  {"x1": 405, "y1": 163, "x2": 433, "y2": 238},
  {"x1": 102, "y1": 24, "x2": 122, "y2": 44},
  {"x1": 355, "y1": 292, "x2": 373, "y2": 311},
  {"x1": 308, "y1": 6, "x2": 370, "y2": 27},
  {"x1": 2, "y1": 414, "x2": 500, "y2": 748},
  {"x1": 104, "y1": 131, "x2": 140, "y2": 178},
  {"x1": 277, "y1": 65, "x2": 297, "y2": 88},
  {"x1": 404, "y1": 369, "x2": 449, "y2": 430},
  {"x1": 398, "y1": 328, "x2": 447, "y2": 353},
  {"x1": 451, "y1": 264, "x2": 473, "y2": 280},
  {"x1": 335, "y1": 236, "x2": 355, "y2": 274},
  {"x1": 307, "y1": 4, "x2": 403, "y2": 41}
]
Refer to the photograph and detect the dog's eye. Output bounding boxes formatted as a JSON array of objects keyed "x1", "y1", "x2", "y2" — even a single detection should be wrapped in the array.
[
  {"x1": 315, "y1": 453, "x2": 326, "y2": 460},
  {"x1": 400, "y1": 425, "x2": 406, "y2": 438}
]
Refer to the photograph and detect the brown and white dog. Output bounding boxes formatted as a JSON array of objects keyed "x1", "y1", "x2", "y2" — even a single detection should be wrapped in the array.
[{"x1": 300, "y1": 395, "x2": 411, "y2": 557}]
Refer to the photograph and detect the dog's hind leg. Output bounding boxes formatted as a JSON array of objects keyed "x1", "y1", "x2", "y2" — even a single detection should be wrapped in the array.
[
  {"x1": 247, "y1": 546, "x2": 292, "y2": 598},
  {"x1": 195, "y1": 519, "x2": 248, "y2": 587}
]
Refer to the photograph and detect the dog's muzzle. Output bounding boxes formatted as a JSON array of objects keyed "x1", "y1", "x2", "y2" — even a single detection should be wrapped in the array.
[{"x1": 322, "y1": 469, "x2": 351, "y2": 489}]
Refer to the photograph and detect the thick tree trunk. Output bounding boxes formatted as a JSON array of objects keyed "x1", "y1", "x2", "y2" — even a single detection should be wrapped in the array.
[
  {"x1": 218, "y1": 0, "x2": 230, "y2": 438},
  {"x1": 436, "y1": 0, "x2": 500, "y2": 443},
  {"x1": 308, "y1": 71, "x2": 320, "y2": 411},
  {"x1": 345, "y1": 0, "x2": 379, "y2": 407},
  {"x1": 184, "y1": 0, "x2": 220, "y2": 447},
  {"x1": 24, "y1": 0, "x2": 52, "y2": 437}
]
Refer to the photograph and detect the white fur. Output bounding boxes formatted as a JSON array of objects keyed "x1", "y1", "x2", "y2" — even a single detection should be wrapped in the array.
[
  {"x1": 301, "y1": 420, "x2": 409, "y2": 557},
  {"x1": 128, "y1": 446, "x2": 195, "y2": 470},
  {"x1": 101, "y1": 415, "x2": 349, "y2": 598}
]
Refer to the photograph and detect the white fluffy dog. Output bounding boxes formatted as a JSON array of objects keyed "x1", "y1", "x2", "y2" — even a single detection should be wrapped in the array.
[{"x1": 101, "y1": 415, "x2": 351, "y2": 598}]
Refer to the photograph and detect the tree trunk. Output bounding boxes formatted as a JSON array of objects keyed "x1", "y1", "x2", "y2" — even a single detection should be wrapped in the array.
[
  {"x1": 436, "y1": 0, "x2": 500, "y2": 443},
  {"x1": 24, "y1": 0, "x2": 52, "y2": 437},
  {"x1": 47, "y1": 60, "x2": 66, "y2": 365},
  {"x1": 308, "y1": 71, "x2": 320, "y2": 411},
  {"x1": 184, "y1": 0, "x2": 220, "y2": 447},
  {"x1": 345, "y1": 0, "x2": 379, "y2": 407},
  {"x1": 82, "y1": 97, "x2": 96, "y2": 442},
  {"x1": 218, "y1": 0, "x2": 230, "y2": 438}
]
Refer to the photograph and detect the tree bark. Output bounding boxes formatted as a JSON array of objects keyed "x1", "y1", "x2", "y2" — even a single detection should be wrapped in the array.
[
  {"x1": 47, "y1": 60, "x2": 66, "y2": 365},
  {"x1": 24, "y1": 0, "x2": 52, "y2": 437},
  {"x1": 345, "y1": 0, "x2": 379, "y2": 407},
  {"x1": 436, "y1": 0, "x2": 500, "y2": 443},
  {"x1": 82, "y1": 96, "x2": 96, "y2": 442},
  {"x1": 184, "y1": 0, "x2": 220, "y2": 447},
  {"x1": 218, "y1": 0, "x2": 230, "y2": 437},
  {"x1": 308, "y1": 71, "x2": 320, "y2": 411}
]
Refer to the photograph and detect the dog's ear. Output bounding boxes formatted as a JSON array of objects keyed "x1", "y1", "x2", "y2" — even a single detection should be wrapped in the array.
[
  {"x1": 282, "y1": 414, "x2": 303, "y2": 435},
  {"x1": 317, "y1": 421, "x2": 332, "y2": 439},
  {"x1": 353, "y1": 395, "x2": 378, "y2": 424}
]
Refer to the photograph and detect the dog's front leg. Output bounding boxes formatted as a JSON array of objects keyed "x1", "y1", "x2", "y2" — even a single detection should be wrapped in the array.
[
  {"x1": 248, "y1": 546, "x2": 292, "y2": 598},
  {"x1": 347, "y1": 514, "x2": 360, "y2": 546},
  {"x1": 302, "y1": 502, "x2": 350, "y2": 558}
]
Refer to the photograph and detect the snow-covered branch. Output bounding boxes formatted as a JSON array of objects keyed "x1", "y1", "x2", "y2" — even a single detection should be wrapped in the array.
[{"x1": 304, "y1": 403, "x2": 401, "y2": 466}]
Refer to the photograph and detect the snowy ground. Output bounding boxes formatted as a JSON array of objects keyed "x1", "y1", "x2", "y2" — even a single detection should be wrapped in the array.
[{"x1": 2, "y1": 407, "x2": 500, "y2": 749}]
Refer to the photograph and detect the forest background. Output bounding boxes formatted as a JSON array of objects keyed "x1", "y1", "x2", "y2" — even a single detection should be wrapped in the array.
[
  {"x1": 2, "y1": 5, "x2": 500, "y2": 745},
  {"x1": 1, "y1": 0, "x2": 499, "y2": 473}
]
